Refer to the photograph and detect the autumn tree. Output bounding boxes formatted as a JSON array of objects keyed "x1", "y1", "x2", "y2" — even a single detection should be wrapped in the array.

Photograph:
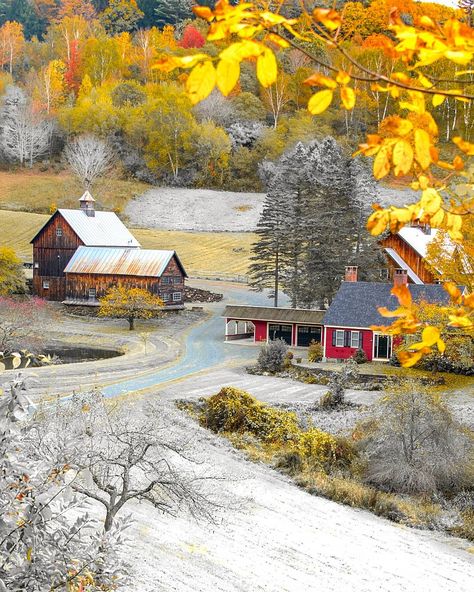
[
  {"x1": 0, "y1": 20, "x2": 24, "y2": 75},
  {"x1": 0, "y1": 247, "x2": 26, "y2": 295},
  {"x1": 179, "y1": 24, "x2": 205, "y2": 48},
  {"x1": 100, "y1": 0, "x2": 144, "y2": 35},
  {"x1": 64, "y1": 134, "x2": 115, "y2": 189},
  {"x1": 98, "y1": 285, "x2": 164, "y2": 329},
  {"x1": 57, "y1": 0, "x2": 96, "y2": 21}
]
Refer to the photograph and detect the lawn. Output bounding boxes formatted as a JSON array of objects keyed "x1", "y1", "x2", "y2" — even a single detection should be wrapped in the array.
[
  {"x1": 0, "y1": 210, "x2": 255, "y2": 277},
  {"x1": 0, "y1": 169, "x2": 149, "y2": 214}
]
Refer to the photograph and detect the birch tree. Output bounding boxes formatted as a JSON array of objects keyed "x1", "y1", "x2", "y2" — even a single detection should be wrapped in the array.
[{"x1": 64, "y1": 134, "x2": 115, "y2": 190}]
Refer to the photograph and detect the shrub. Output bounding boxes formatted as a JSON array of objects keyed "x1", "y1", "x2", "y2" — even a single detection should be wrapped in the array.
[
  {"x1": 320, "y1": 359, "x2": 358, "y2": 408},
  {"x1": 201, "y1": 386, "x2": 300, "y2": 443},
  {"x1": 451, "y1": 510, "x2": 474, "y2": 542},
  {"x1": 420, "y1": 335, "x2": 474, "y2": 375},
  {"x1": 257, "y1": 339, "x2": 288, "y2": 373},
  {"x1": 292, "y1": 428, "x2": 337, "y2": 467},
  {"x1": 308, "y1": 340, "x2": 323, "y2": 362},
  {"x1": 359, "y1": 380, "x2": 474, "y2": 494},
  {"x1": 352, "y1": 348, "x2": 368, "y2": 364}
]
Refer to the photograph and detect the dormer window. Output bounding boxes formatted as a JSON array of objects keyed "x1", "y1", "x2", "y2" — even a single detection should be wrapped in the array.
[{"x1": 56, "y1": 227, "x2": 62, "y2": 237}]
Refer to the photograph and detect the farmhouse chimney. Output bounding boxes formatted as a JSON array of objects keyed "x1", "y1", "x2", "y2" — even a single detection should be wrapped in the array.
[
  {"x1": 393, "y1": 268, "x2": 408, "y2": 287},
  {"x1": 79, "y1": 191, "x2": 95, "y2": 217},
  {"x1": 345, "y1": 266, "x2": 358, "y2": 282}
]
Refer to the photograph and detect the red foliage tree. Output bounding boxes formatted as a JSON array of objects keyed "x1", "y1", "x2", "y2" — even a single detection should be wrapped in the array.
[
  {"x1": 178, "y1": 25, "x2": 205, "y2": 49},
  {"x1": 65, "y1": 38, "x2": 81, "y2": 92}
]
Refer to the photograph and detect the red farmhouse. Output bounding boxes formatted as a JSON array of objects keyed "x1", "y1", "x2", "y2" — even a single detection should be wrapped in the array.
[{"x1": 322, "y1": 268, "x2": 451, "y2": 362}]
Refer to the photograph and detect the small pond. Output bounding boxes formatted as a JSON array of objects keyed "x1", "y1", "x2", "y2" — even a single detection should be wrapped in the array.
[{"x1": 45, "y1": 344, "x2": 124, "y2": 364}]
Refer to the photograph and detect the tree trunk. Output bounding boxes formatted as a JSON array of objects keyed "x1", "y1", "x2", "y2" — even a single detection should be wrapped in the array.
[{"x1": 128, "y1": 317, "x2": 135, "y2": 330}]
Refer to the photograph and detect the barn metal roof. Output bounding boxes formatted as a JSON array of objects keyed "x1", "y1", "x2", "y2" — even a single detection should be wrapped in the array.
[
  {"x1": 31, "y1": 209, "x2": 140, "y2": 247},
  {"x1": 223, "y1": 305, "x2": 325, "y2": 324},
  {"x1": 64, "y1": 246, "x2": 187, "y2": 278},
  {"x1": 398, "y1": 226, "x2": 438, "y2": 258},
  {"x1": 383, "y1": 248, "x2": 423, "y2": 284}
]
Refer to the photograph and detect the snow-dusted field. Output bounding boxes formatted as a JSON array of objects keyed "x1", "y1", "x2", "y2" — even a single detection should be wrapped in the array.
[
  {"x1": 120, "y1": 410, "x2": 474, "y2": 592},
  {"x1": 125, "y1": 186, "x2": 417, "y2": 232}
]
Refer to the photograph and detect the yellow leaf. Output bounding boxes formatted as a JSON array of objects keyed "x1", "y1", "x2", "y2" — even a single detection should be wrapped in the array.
[
  {"x1": 216, "y1": 59, "x2": 240, "y2": 96},
  {"x1": 336, "y1": 70, "x2": 350, "y2": 85},
  {"x1": 444, "y1": 50, "x2": 473, "y2": 65},
  {"x1": 256, "y1": 48, "x2": 277, "y2": 88},
  {"x1": 340, "y1": 86, "x2": 355, "y2": 110},
  {"x1": 26, "y1": 547, "x2": 32, "y2": 562},
  {"x1": 452, "y1": 136, "x2": 474, "y2": 156},
  {"x1": 373, "y1": 144, "x2": 392, "y2": 179},
  {"x1": 437, "y1": 339, "x2": 446, "y2": 354},
  {"x1": 367, "y1": 210, "x2": 388, "y2": 235},
  {"x1": 399, "y1": 350, "x2": 425, "y2": 368},
  {"x1": 304, "y1": 72, "x2": 337, "y2": 89},
  {"x1": 313, "y1": 8, "x2": 341, "y2": 31},
  {"x1": 421, "y1": 326, "x2": 440, "y2": 347},
  {"x1": 308, "y1": 89, "x2": 333, "y2": 115},
  {"x1": 432, "y1": 94, "x2": 445, "y2": 107},
  {"x1": 420, "y1": 187, "x2": 441, "y2": 215},
  {"x1": 193, "y1": 6, "x2": 213, "y2": 19},
  {"x1": 393, "y1": 139, "x2": 414, "y2": 176},
  {"x1": 220, "y1": 40, "x2": 262, "y2": 62},
  {"x1": 414, "y1": 128, "x2": 431, "y2": 169},
  {"x1": 392, "y1": 284, "x2": 412, "y2": 307},
  {"x1": 186, "y1": 61, "x2": 217, "y2": 105}
]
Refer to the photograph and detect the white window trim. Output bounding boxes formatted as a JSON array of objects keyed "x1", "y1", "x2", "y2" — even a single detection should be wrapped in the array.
[
  {"x1": 56, "y1": 227, "x2": 62, "y2": 237},
  {"x1": 372, "y1": 333, "x2": 393, "y2": 361},
  {"x1": 350, "y1": 331, "x2": 360, "y2": 349},
  {"x1": 162, "y1": 293, "x2": 170, "y2": 302},
  {"x1": 42, "y1": 280, "x2": 49, "y2": 289},
  {"x1": 172, "y1": 292, "x2": 182, "y2": 302},
  {"x1": 335, "y1": 329, "x2": 345, "y2": 347}
]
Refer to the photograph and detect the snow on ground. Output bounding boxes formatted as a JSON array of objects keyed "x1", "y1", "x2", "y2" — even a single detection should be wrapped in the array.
[
  {"x1": 125, "y1": 186, "x2": 418, "y2": 232},
  {"x1": 119, "y1": 408, "x2": 474, "y2": 592}
]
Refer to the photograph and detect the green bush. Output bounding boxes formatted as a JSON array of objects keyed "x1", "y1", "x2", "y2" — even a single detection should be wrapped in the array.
[
  {"x1": 257, "y1": 339, "x2": 288, "y2": 373},
  {"x1": 352, "y1": 348, "x2": 368, "y2": 364},
  {"x1": 308, "y1": 340, "x2": 323, "y2": 362},
  {"x1": 201, "y1": 386, "x2": 300, "y2": 443}
]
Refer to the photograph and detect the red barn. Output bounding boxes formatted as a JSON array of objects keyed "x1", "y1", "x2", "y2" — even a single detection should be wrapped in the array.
[
  {"x1": 64, "y1": 246, "x2": 187, "y2": 309},
  {"x1": 31, "y1": 192, "x2": 140, "y2": 301},
  {"x1": 380, "y1": 225, "x2": 437, "y2": 284}
]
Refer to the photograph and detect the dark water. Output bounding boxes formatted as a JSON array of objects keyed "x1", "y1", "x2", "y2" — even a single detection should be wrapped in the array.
[{"x1": 44, "y1": 345, "x2": 123, "y2": 364}]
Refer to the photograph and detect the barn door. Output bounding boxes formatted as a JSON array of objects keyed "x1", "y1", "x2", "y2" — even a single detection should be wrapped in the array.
[{"x1": 268, "y1": 324, "x2": 292, "y2": 345}]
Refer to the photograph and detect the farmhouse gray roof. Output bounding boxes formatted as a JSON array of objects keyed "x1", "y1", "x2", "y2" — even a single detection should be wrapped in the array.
[
  {"x1": 322, "y1": 282, "x2": 452, "y2": 329},
  {"x1": 223, "y1": 305, "x2": 325, "y2": 325},
  {"x1": 64, "y1": 246, "x2": 187, "y2": 278}
]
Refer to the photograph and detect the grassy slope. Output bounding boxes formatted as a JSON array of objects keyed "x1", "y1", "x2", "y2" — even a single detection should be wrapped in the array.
[
  {"x1": 0, "y1": 210, "x2": 254, "y2": 276},
  {"x1": 0, "y1": 170, "x2": 149, "y2": 214}
]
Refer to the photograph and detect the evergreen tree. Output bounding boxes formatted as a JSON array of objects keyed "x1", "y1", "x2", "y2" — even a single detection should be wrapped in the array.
[
  {"x1": 100, "y1": 0, "x2": 144, "y2": 34},
  {"x1": 250, "y1": 138, "x2": 381, "y2": 309},
  {"x1": 154, "y1": 0, "x2": 193, "y2": 28}
]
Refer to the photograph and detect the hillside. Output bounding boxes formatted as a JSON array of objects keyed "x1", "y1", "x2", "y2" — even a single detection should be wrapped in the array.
[{"x1": 0, "y1": 210, "x2": 254, "y2": 278}]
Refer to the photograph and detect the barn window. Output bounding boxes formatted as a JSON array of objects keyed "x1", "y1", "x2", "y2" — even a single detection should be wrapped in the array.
[
  {"x1": 350, "y1": 331, "x2": 360, "y2": 348},
  {"x1": 34, "y1": 262, "x2": 39, "y2": 269},
  {"x1": 335, "y1": 330, "x2": 344, "y2": 347},
  {"x1": 42, "y1": 280, "x2": 49, "y2": 289},
  {"x1": 88, "y1": 288, "x2": 96, "y2": 300},
  {"x1": 162, "y1": 277, "x2": 170, "y2": 285},
  {"x1": 162, "y1": 293, "x2": 170, "y2": 302},
  {"x1": 173, "y1": 276, "x2": 181, "y2": 284},
  {"x1": 56, "y1": 227, "x2": 62, "y2": 237},
  {"x1": 172, "y1": 292, "x2": 182, "y2": 302}
]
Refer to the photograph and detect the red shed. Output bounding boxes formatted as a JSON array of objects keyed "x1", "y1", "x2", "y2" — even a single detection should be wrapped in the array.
[{"x1": 223, "y1": 305, "x2": 325, "y2": 347}]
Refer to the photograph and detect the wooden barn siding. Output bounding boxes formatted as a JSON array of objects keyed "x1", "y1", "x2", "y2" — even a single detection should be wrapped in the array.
[
  {"x1": 33, "y1": 276, "x2": 66, "y2": 301},
  {"x1": 32, "y1": 213, "x2": 84, "y2": 275},
  {"x1": 381, "y1": 234, "x2": 435, "y2": 284}
]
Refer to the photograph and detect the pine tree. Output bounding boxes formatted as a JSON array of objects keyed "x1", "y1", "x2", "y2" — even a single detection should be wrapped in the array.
[{"x1": 154, "y1": 0, "x2": 193, "y2": 28}]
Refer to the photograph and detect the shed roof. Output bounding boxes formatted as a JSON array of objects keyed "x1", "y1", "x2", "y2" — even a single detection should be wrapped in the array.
[
  {"x1": 31, "y1": 209, "x2": 140, "y2": 248},
  {"x1": 322, "y1": 282, "x2": 451, "y2": 329},
  {"x1": 64, "y1": 246, "x2": 187, "y2": 278},
  {"x1": 223, "y1": 305, "x2": 325, "y2": 325}
]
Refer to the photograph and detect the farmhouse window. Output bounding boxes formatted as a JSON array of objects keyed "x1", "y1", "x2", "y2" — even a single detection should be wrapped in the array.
[
  {"x1": 172, "y1": 292, "x2": 182, "y2": 302},
  {"x1": 334, "y1": 330, "x2": 345, "y2": 347},
  {"x1": 350, "y1": 331, "x2": 361, "y2": 348},
  {"x1": 42, "y1": 280, "x2": 49, "y2": 289},
  {"x1": 162, "y1": 293, "x2": 170, "y2": 302},
  {"x1": 56, "y1": 227, "x2": 62, "y2": 237}
]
